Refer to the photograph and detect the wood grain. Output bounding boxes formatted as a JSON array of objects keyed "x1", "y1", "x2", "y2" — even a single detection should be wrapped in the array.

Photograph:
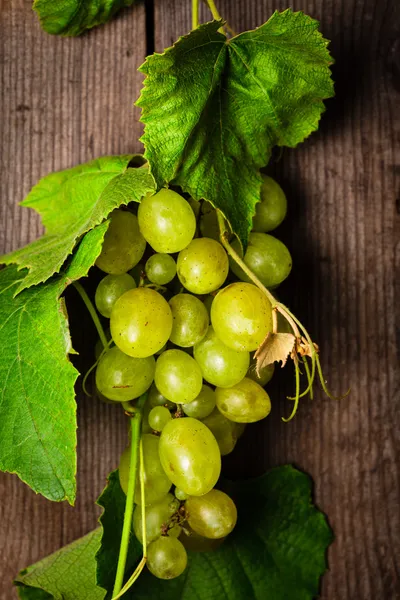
[
  {"x1": 0, "y1": 0, "x2": 399, "y2": 598},
  {"x1": 153, "y1": 1, "x2": 400, "y2": 598},
  {"x1": 0, "y1": 2, "x2": 146, "y2": 598}
]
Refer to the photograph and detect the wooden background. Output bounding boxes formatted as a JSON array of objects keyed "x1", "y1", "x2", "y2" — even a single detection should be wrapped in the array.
[{"x1": 0, "y1": 0, "x2": 399, "y2": 598}]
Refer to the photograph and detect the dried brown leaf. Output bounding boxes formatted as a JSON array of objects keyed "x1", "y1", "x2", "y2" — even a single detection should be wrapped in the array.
[{"x1": 255, "y1": 332, "x2": 296, "y2": 373}]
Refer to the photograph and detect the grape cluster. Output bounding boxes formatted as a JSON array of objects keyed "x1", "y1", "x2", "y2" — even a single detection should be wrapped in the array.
[{"x1": 93, "y1": 175, "x2": 290, "y2": 580}]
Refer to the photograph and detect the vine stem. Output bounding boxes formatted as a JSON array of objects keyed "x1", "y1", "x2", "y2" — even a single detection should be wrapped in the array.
[
  {"x1": 192, "y1": 0, "x2": 199, "y2": 29},
  {"x1": 203, "y1": 0, "x2": 237, "y2": 36},
  {"x1": 112, "y1": 393, "x2": 147, "y2": 598},
  {"x1": 72, "y1": 281, "x2": 108, "y2": 350}
]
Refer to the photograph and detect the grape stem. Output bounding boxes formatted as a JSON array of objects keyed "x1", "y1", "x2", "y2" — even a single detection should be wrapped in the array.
[
  {"x1": 192, "y1": 0, "x2": 199, "y2": 29},
  {"x1": 112, "y1": 393, "x2": 147, "y2": 599},
  {"x1": 202, "y1": 0, "x2": 237, "y2": 36},
  {"x1": 72, "y1": 281, "x2": 108, "y2": 350}
]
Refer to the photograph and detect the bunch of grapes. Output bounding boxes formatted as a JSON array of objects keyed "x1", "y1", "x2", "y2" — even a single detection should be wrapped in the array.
[{"x1": 93, "y1": 176, "x2": 290, "y2": 580}]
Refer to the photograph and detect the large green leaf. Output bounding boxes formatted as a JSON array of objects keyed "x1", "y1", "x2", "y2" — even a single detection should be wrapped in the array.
[
  {"x1": 137, "y1": 10, "x2": 334, "y2": 246},
  {"x1": 15, "y1": 530, "x2": 105, "y2": 599},
  {"x1": 33, "y1": 0, "x2": 135, "y2": 36},
  {"x1": 16, "y1": 466, "x2": 332, "y2": 598},
  {"x1": 96, "y1": 471, "x2": 142, "y2": 598},
  {"x1": 1, "y1": 157, "x2": 155, "y2": 293},
  {"x1": 0, "y1": 224, "x2": 108, "y2": 503},
  {"x1": 98, "y1": 465, "x2": 332, "y2": 599}
]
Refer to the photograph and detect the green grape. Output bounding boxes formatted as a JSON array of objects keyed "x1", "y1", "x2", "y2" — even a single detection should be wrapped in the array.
[
  {"x1": 182, "y1": 384, "x2": 216, "y2": 419},
  {"x1": 95, "y1": 273, "x2": 136, "y2": 318},
  {"x1": 193, "y1": 326, "x2": 249, "y2": 388},
  {"x1": 216, "y1": 377, "x2": 271, "y2": 423},
  {"x1": 186, "y1": 489, "x2": 237, "y2": 539},
  {"x1": 175, "y1": 487, "x2": 189, "y2": 501},
  {"x1": 155, "y1": 349, "x2": 203, "y2": 404},
  {"x1": 138, "y1": 189, "x2": 196, "y2": 253},
  {"x1": 187, "y1": 197, "x2": 201, "y2": 219},
  {"x1": 147, "y1": 537, "x2": 188, "y2": 580},
  {"x1": 168, "y1": 524, "x2": 182, "y2": 538},
  {"x1": 252, "y1": 175, "x2": 287, "y2": 233},
  {"x1": 149, "y1": 406, "x2": 172, "y2": 432},
  {"x1": 95, "y1": 346, "x2": 155, "y2": 401},
  {"x1": 159, "y1": 417, "x2": 221, "y2": 496},
  {"x1": 148, "y1": 383, "x2": 176, "y2": 410},
  {"x1": 230, "y1": 232, "x2": 292, "y2": 289},
  {"x1": 119, "y1": 434, "x2": 172, "y2": 505},
  {"x1": 169, "y1": 293, "x2": 209, "y2": 347},
  {"x1": 110, "y1": 288, "x2": 173, "y2": 358},
  {"x1": 199, "y1": 202, "x2": 220, "y2": 241},
  {"x1": 201, "y1": 408, "x2": 239, "y2": 456},
  {"x1": 133, "y1": 493, "x2": 179, "y2": 544},
  {"x1": 202, "y1": 295, "x2": 214, "y2": 319},
  {"x1": 177, "y1": 238, "x2": 229, "y2": 294},
  {"x1": 247, "y1": 355, "x2": 275, "y2": 386},
  {"x1": 211, "y1": 282, "x2": 273, "y2": 351},
  {"x1": 96, "y1": 209, "x2": 146, "y2": 274},
  {"x1": 145, "y1": 254, "x2": 177, "y2": 285}
]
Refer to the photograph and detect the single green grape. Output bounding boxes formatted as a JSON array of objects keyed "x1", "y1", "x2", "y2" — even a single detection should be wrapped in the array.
[
  {"x1": 177, "y1": 238, "x2": 229, "y2": 294},
  {"x1": 155, "y1": 349, "x2": 203, "y2": 404},
  {"x1": 193, "y1": 326, "x2": 249, "y2": 388},
  {"x1": 95, "y1": 209, "x2": 146, "y2": 274},
  {"x1": 211, "y1": 282, "x2": 273, "y2": 351},
  {"x1": 118, "y1": 434, "x2": 172, "y2": 505},
  {"x1": 174, "y1": 487, "x2": 189, "y2": 501},
  {"x1": 247, "y1": 355, "x2": 275, "y2": 386},
  {"x1": 168, "y1": 524, "x2": 182, "y2": 538},
  {"x1": 138, "y1": 189, "x2": 196, "y2": 253},
  {"x1": 110, "y1": 288, "x2": 173, "y2": 358},
  {"x1": 187, "y1": 197, "x2": 201, "y2": 219},
  {"x1": 202, "y1": 295, "x2": 214, "y2": 320},
  {"x1": 145, "y1": 254, "x2": 177, "y2": 285},
  {"x1": 252, "y1": 175, "x2": 287, "y2": 233},
  {"x1": 182, "y1": 384, "x2": 216, "y2": 419},
  {"x1": 149, "y1": 406, "x2": 172, "y2": 432},
  {"x1": 201, "y1": 408, "x2": 239, "y2": 456},
  {"x1": 230, "y1": 232, "x2": 292, "y2": 289},
  {"x1": 216, "y1": 377, "x2": 271, "y2": 423},
  {"x1": 169, "y1": 293, "x2": 209, "y2": 347},
  {"x1": 133, "y1": 493, "x2": 179, "y2": 544},
  {"x1": 159, "y1": 417, "x2": 221, "y2": 496},
  {"x1": 95, "y1": 273, "x2": 136, "y2": 318},
  {"x1": 95, "y1": 346, "x2": 155, "y2": 401},
  {"x1": 186, "y1": 489, "x2": 237, "y2": 539},
  {"x1": 147, "y1": 537, "x2": 188, "y2": 580},
  {"x1": 199, "y1": 202, "x2": 220, "y2": 241},
  {"x1": 148, "y1": 383, "x2": 176, "y2": 410}
]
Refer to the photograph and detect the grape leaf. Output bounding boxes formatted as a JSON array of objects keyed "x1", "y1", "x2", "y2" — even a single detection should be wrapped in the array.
[
  {"x1": 33, "y1": 0, "x2": 135, "y2": 36},
  {"x1": 1, "y1": 157, "x2": 155, "y2": 294},
  {"x1": 96, "y1": 471, "x2": 142, "y2": 598},
  {"x1": 0, "y1": 223, "x2": 108, "y2": 503},
  {"x1": 15, "y1": 530, "x2": 105, "y2": 600},
  {"x1": 94, "y1": 465, "x2": 331, "y2": 599},
  {"x1": 137, "y1": 10, "x2": 334, "y2": 246}
]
